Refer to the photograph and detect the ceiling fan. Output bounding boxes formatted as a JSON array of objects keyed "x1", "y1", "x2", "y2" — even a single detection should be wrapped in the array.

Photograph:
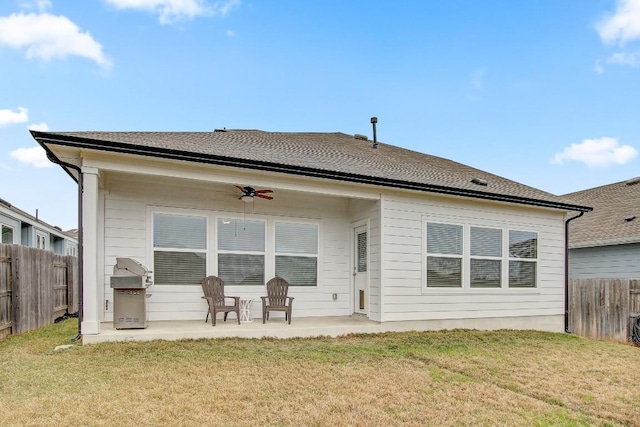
[{"x1": 236, "y1": 185, "x2": 273, "y2": 202}]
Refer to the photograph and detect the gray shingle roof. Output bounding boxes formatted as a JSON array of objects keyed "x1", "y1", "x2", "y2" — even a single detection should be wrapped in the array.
[
  {"x1": 563, "y1": 177, "x2": 640, "y2": 248},
  {"x1": 32, "y1": 129, "x2": 590, "y2": 212}
]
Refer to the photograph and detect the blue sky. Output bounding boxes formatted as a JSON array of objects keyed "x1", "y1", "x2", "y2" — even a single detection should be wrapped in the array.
[{"x1": 1, "y1": 0, "x2": 639, "y2": 231}]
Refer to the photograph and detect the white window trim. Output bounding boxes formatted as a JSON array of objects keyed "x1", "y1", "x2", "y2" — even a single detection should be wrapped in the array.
[
  {"x1": 423, "y1": 218, "x2": 539, "y2": 294},
  {"x1": 35, "y1": 230, "x2": 47, "y2": 250}
]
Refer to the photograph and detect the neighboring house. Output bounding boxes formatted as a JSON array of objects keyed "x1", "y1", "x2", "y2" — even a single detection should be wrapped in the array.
[
  {"x1": 0, "y1": 197, "x2": 78, "y2": 255},
  {"x1": 30, "y1": 129, "x2": 590, "y2": 339},
  {"x1": 564, "y1": 177, "x2": 640, "y2": 279}
]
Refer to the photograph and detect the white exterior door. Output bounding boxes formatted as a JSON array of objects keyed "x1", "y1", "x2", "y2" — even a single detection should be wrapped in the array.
[{"x1": 353, "y1": 225, "x2": 368, "y2": 315}]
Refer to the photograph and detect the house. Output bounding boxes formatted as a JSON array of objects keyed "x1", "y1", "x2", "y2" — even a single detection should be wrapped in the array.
[
  {"x1": 30, "y1": 128, "x2": 591, "y2": 341},
  {"x1": 0, "y1": 196, "x2": 78, "y2": 255},
  {"x1": 564, "y1": 177, "x2": 640, "y2": 279}
]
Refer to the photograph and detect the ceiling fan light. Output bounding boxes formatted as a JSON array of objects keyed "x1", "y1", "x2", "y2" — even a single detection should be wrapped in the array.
[{"x1": 241, "y1": 195, "x2": 253, "y2": 203}]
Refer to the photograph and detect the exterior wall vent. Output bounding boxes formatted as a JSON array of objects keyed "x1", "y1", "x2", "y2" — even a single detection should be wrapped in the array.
[
  {"x1": 471, "y1": 178, "x2": 488, "y2": 186},
  {"x1": 354, "y1": 134, "x2": 368, "y2": 141},
  {"x1": 625, "y1": 177, "x2": 640, "y2": 186}
]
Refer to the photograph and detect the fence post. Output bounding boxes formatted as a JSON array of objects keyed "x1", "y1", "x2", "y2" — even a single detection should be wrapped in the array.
[{"x1": 11, "y1": 244, "x2": 20, "y2": 334}]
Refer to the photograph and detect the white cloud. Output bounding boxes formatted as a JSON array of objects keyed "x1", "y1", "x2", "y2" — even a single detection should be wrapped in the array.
[
  {"x1": 596, "y1": 51, "x2": 640, "y2": 72},
  {"x1": 28, "y1": 122, "x2": 49, "y2": 132},
  {"x1": 469, "y1": 68, "x2": 487, "y2": 90},
  {"x1": 0, "y1": 107, "x2": 29, "y2": 127},
  {"x1": 593, "y1": 59, "x2": 605, "y2": 74},
  {"x1": 0, "y1": 13, "x2": 111, "y2": 68},
  {"x1": 10, "y1": 146, "x2": 53, "y2": 168},
  {"x1": 551, "y1": 137, "x2": 638, "y2": 167},
  {"x1": 104, "y1": 0, "x2": 241, "y2": 24},
  {"x1": 607, "y1": 50, "x2": 640, "y2": 66},
  {"x1": 18, "y1": 0, "x2": 52, "y2": 12},
  {"x1": 597, "y1": 0, "x2": 640, "y2": 45},
  {"x1": 215, "y1": 0, "x2": 240, "y2": 16}
]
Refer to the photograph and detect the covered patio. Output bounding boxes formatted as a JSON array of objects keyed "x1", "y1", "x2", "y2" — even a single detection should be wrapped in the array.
[
  {"x1": 81, "y1": 314, "x2": 548, "y2": 344},
  {"x1": 85, "y1": 315, "x2": 380, "y2": 344}
]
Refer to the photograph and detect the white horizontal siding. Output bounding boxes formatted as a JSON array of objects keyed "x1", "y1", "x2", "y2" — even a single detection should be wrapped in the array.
[
  {"x1": 101, "y1": 176, "x2": 354, "y2": 322},
  {"x1": 379, "y1": 193, "x2": 566, "y2": 324}
]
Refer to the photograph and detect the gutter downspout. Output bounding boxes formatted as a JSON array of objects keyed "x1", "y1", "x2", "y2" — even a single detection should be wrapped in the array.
[
  {"x1": 564, "y1": 211, "x2": 584, "y2": 333},
  {"x1": 39, "y1": 147, "x2": 84, "y2": 342}
]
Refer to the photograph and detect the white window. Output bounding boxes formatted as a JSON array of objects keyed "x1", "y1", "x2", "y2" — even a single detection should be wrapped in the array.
[
  {"x1": 425, "y1": 221, "x2": 538, "y2": 290},
  {"x1": 1, "y1": 224, "x2": 13, "y2": 244},
  {"x1": 508, "y1": 230, "x2": 537, "y2": 288},
  {"x1": 470, "y1": 227, "x2": 502, "y2": 288},
  {"x1": 36, "y1": 232, "x2": 47, "y2": 250},
  {"x1": 275, "y1": 222, "x2": 318, "y2": 287},
  {"x1": 217, "y1": 218, "x2": 265, "y2": 286},
  {"x1": 426, "y1": 222, "x2": 463, "y2": 288},
  {"x1": 153, "y1": 213, "x2": 207, "y2": 285}
]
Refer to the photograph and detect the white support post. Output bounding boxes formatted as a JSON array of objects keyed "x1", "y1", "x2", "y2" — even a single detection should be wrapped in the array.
[{"x1": 81, "y1": 167, "x2": 100, "y2": 335}]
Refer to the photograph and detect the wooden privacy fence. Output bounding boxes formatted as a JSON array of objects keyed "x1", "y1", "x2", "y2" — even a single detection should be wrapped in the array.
[
  {"x1": 0, "y1": 243, "x2": 78, "y2": 339},
  {"x1": 568, "y1": 278, "x2": 640, "y2": 343}
]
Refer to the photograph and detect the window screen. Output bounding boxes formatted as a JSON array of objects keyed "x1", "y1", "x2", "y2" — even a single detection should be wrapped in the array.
[
  {"x1": 427, "y1": 256, "x2": 462, "y2": 288},
  {"x1": 218, "y1": 219, "x2": 265, "y2": 252},
  {"x1": 218, "y1": 253, "x2": 265, "y2": 286},
  {"x1": 509, "y1": 230, "x2": 537, "y2": 288},
  {"x1": 427, "y1": 223, "x2": 462, "y2": 255},
  {"x1": 275, "y1": 222, "x2": 318, "y2": 286},
  {"x1": 217, "y1": 219, "x2": 265, "y2": 286},
  {"x1": 153, "y1": 213, "x2": 207, "y2": 285},
  {"x1": 426, "y1": 223, "x2": 463, "y2": 288},
  {"x1": 470, "y1": 227, "x2": 502, "y2": 288},
  {"x1": 154, "y1": 213, "x2": 206, "y2": 249},
  {"x1": 154, "y1": 252, "x2": 206, "y2": 285},
  {"x1": 509, "y1": 230, "x2": 537, "y2": 258}
]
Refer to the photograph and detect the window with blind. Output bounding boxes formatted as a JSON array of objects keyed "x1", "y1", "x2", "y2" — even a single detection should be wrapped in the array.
[
  {"x1": 275, "y1": 222, "x2": 318, "y2": 286},
  {"x1": 153, "y1": 213, "x2": 207, "y2": 285},
  {"x1": 217, "y1": 219, "x2": 265, "y2": 286},
  {"x1": 508, "y1": 230, "x2": 537, "y2": 288},
  {"x1": 470, "y1": 226, "x2": 502, "y2": 288},
  {"x1": 425, "y1": 220, "x2": 538, "y2": 290},
  {"x1": 426, "y1": 222, "x2": 463, "y2": 288}
]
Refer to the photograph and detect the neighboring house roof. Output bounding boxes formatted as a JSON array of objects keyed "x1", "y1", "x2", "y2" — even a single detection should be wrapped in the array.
[
  {"x1": 563, "y1": 177, "x2": 640, "y2": 249},
  {"x1": 0, "y1": 196, "x2": 78, "y2": 243},
  {"x1": 31, "y1": 129, "x2": 591, "y2": 212}
]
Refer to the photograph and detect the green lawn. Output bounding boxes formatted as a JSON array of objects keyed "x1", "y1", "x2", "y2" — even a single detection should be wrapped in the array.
[{"x1": 1, "y1": 319, "x2": 638, "y2": 426}]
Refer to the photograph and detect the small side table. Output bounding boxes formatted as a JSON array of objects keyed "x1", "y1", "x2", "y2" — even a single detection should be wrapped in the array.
[{"x1": 239, "y1": 299, "x2": 253, "y2": 323}]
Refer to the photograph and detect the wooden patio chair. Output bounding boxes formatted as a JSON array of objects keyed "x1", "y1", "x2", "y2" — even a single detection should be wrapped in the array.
[
  {"x1": 201, "y1": 276, "x2": 240, "y2": 326},
  {"x1": 261, "y1": 277, "x2": 294, "y2": 324}
]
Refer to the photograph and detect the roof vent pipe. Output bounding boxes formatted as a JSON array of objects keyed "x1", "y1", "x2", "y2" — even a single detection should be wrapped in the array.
[{"x1": 371, "y1": 117, "x2": 378, "y2": 149}]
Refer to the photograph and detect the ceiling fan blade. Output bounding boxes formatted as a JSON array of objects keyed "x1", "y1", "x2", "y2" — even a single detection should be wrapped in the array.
[
  {"x1": 256, "y1": 189, "x2": 273, "y2": 194},
  {"x1": 257, "y1": 194, "x2": 273, "y2": 200}
]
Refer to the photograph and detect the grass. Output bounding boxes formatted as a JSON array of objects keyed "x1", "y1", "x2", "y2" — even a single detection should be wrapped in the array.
[{"x1": 1, "y1": 320, "x2": 639, "y2": 426}]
